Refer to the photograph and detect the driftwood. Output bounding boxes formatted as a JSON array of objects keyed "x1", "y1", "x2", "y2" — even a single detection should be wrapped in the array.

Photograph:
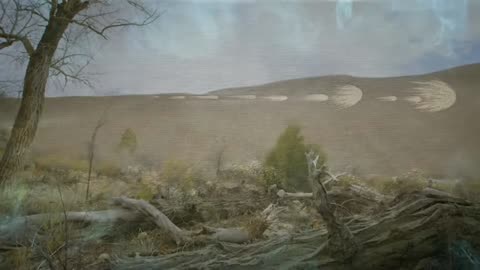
[
  {"x1": 1, "y1": 196, "x2": 263, "y2": 247},
  {"x1": 305, "y1": 150, "x2": 357, "y2": 259},
  {"x1": 200, "y1": 225, "x2": 252, "y2": 244},
  {"x1": 0, "y1": 209, "x2": 141, "y2": 244},
  {"x1": 114, "y1": 189, "x2": 480, "y2": 270},
  {"x1": 113, "y1": 196, "x2": 191, "y2": 245},
  {"x1": 277, "y1": 184, "x2": 386, "y2": 201},
  {"x1": 113, "y1": 196, "x2": 263, "y2": 245}
]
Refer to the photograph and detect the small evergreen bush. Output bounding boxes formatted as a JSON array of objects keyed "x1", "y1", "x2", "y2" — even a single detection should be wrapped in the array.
[{"x1": 265, "y1": 125, "x2": 326, "y2": 191}]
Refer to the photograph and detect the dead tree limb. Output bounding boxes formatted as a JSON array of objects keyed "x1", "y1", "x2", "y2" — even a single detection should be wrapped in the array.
[
  {"x1": 305, "y1": 150, "x2": 357, "y2": 259},
  {"x1": 113, "y1": 196, "x2": 191, "y2": 245},
  {"x1": 113, "y1": 190, "x2": 480, "y2": 270},
  {"x1": 0, "y1": 209, "x2": 141, "y2": 244},
  {"x1": 86, "y1": 109, "x2": 108, "y2": 201}
]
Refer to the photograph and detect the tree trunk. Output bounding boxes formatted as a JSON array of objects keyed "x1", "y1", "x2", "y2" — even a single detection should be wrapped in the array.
[
  {"x1": 0, "y1": 6, "x2": 78, "y2": 184},
  {"x1": 305, "y1": 151, "x2": 357, "y2": 260}
]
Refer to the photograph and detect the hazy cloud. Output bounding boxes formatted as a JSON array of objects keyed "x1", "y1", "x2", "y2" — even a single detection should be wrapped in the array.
[{"x1": 2, "y1": 0, "x2": 480, "y2": 96}]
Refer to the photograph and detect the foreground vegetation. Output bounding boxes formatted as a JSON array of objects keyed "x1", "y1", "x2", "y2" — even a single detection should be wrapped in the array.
[
  {"x1": 1, "y1": 125, "x2": 479, "y2": 269},
  {"x1": 1, "y1": 155, "x2": 479, "y2": 269}
]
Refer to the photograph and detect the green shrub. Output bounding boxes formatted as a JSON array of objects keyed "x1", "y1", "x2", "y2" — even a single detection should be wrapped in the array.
[
  {"x1": 265, "y1": 125, "x2": 326, "y2": 191},
  {"x1": 259, "y1": 166, "x2": 284, "y2": 191},
  {"x1": 118, "y1": 128, "x2": 138, "y2": 155}
]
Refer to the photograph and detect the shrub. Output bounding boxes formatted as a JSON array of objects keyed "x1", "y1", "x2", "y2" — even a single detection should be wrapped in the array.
[
  {"x1": 219, "y1": 161, "x2": 263, "y2": 183},
  {"x1": 265, "y1": 125, "x2": 326, "y2": 191},
  {"x1": 96, "y1": 161, "x2": 122, "y2": 178},
  {"x1": 118, "y1": 128, "x2": 138, "y2": 155},
  {"x1": 367, "y1": 170, "x2": 429, "y2": 195},
  {"x1": 160, "y1": 160, "x2": 203, "y2": 195},
  {"x1": 245, "y1": 216, "x2": 269, "y2": 240},
  {"x1": 136, "y1": 182, "x2": 156, "y2": 201},
  {"x1": 257, "y1": 166, "x2": 284, "y2": 192}
]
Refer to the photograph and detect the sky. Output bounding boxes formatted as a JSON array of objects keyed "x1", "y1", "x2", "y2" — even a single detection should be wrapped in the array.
[{"x1": 2, "y1": 0, "x2": 480, "y2": 96}]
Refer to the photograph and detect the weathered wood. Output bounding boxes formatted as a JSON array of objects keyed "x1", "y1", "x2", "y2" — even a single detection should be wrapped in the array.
[
  {"x1": 114, "y1": 190, "x2": 480, "y2": 270},
  {"x1": 0, "y1": 209, "x2": 141, "y2": 244},
  {"x1": 113, "y1": 196, "x2": 191, "y2": 245},
  {"x1": 305, "y1": 150, "x2": 357, "y2": 259}
]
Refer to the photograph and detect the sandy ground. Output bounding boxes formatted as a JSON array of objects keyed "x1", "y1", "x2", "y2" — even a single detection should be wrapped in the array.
[{"x1": 1, "y1": 64, "x2": 479, "y2": 177}]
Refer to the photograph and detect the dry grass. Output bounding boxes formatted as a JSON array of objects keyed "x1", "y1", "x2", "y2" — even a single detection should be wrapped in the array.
[
  {"x1": 135, "y1": 182, "x2": 156, "y2": 201},
  {"x1": 96, "y1": 162, "x2": 123, "y2": 178},
  {"x1": 245, "y1": 216, "x2": 270, "y2": 240},
  {"x1": 160, "y1": 160, "x2": 206, "y2": 195},
  {"x1": 452, "y1": 179, "x2": 480, "y2": 202},
  {"x1": 116, "y1": 229, "x2": 177, "y2": 257},
  {"x1": 361, "y1": 170, "x2": 429, "y2": 196},
  {"x1": 6, "y1": 246, "x2": 33, "y2": 270},
  {"x1": 34, "y1": 154, "x2": 89, "y2": 172}
]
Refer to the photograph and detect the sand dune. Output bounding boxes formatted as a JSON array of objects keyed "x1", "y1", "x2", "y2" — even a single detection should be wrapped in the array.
[{"x1": 1, "y1": 64, "x2": 479, "y2": 177}]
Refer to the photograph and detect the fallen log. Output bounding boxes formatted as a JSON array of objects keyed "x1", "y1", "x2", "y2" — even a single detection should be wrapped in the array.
[
  {"x1": 114, "y1": 189, "x2": 480, "y2": 270},
  {"x1": 113, "y1": 196, "x2": 191, "y2": 245},
  {"x1": 1, "y1": 195, "x2": 268, "y2": 249},
  {"x1": 0, "y1": 209, "x2": 141, "y2": 244},
  {"x1": 200, "y1": 225, "x2": 252, "y2": 244}
]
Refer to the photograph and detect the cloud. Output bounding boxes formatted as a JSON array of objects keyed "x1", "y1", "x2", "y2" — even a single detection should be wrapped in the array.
[{"x1": 2, "y1": 0, "x2": 480, "y2": 96}]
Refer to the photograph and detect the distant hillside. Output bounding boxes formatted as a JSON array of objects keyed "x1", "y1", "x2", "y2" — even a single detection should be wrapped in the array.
[
  {"x1": 210, "y1": 63, "x2": 480, "y2": 97},
  {"x1": 1, "y1": 64, "x2": 480, "y2": 178}
]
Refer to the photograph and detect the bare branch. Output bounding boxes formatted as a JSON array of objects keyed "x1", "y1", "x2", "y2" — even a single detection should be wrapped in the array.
[
  {"x1": 0, "y1": 32, "x2": 34, "y2": 55},
  {"x1": 72, "y1": 3, "x2": 162, "y2": 39}
]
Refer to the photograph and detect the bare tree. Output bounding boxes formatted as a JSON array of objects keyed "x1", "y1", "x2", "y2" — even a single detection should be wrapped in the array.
[{"x1": 0, "y1": 0, "x2": 160, "y2": 184}]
